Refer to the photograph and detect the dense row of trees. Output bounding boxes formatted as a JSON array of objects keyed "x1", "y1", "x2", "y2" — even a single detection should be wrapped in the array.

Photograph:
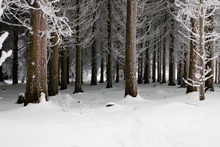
[{"x1": 0, "y1": 0, "x2": 220, "y2": 105}]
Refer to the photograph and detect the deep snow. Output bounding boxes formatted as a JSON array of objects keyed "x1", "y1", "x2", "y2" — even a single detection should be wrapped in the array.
[{"x1": 0, "y1": 81, "x2": 220, "y2": 147}]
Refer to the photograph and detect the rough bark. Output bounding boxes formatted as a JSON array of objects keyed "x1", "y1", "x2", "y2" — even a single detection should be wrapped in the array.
[
  {"x1": 124, "y1": 0, "x2": 137, "y2": 97},
  {"x1": 25, "y1": 0, "x2": 48, "y2": 105},
  {"x1": 137, "y1": 54, "x2": 143, "y2": 84},
  {"x1": 48, "y1": 32, "x2": 59, "y2": 96}
]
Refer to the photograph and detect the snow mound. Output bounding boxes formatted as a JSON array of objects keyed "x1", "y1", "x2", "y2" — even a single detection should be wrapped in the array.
[{"x1": 118, "y1": 94, "x2": 148, "y2": 106}]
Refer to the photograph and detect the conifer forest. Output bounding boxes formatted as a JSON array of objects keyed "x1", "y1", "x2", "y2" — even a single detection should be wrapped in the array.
[{"x1": 1, "y1": 0, "x2": 220, "y2": 147}]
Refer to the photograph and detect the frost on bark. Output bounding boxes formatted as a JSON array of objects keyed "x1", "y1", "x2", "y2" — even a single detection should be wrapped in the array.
[
  {"x1": 124, "y1": 0, "x2": 137, "y2": 97},
  {"x1": 25, "y1": 0, "x2": 48, "y2": 105},
  {"x1": 48, "y1": 32, "x2": 59, "y2": 95},
  {"x1": 106, "y1": 0, "x2": 113, "y2": 88}
]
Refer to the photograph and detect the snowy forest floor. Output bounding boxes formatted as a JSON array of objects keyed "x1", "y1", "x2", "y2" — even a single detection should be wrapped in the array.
[{"x1": 0, "y1": 81, "x2": 220, "y2": 147}]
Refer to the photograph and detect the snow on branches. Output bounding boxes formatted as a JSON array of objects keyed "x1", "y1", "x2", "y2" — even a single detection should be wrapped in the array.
[
  {"x1": 174, "y1": 0, "x2": 220, "y2": 100},
  {"x1": 0, "y1": 1, "x2": 12, "y2": 66},
  {"x1": 1, "y1": 0, "x2": 72, "y2": 45}
]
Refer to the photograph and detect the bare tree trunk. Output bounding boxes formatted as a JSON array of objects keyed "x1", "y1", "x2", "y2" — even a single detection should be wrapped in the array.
[
  {"x1": 99, "y1": 53, "x2": 104, "y2": 83},
  {"x1": 205, "y1": 14, "x2": 214, "y2": 92},
  {"x1": 199, "y1": 0, "x2": 205, "y2": 100},
  {"x1": 115, "y1": 58, "x2": 119, "y2": 83},
  {"x1": 60, "y1": 49, "x2": 67, "y2": 90},
  {"x1": 144, "y1": 48, "x2": 150, "y2": 84},
  {"x1": 0, "y1": 66, "x2": 4, "y2": 82},
  {"x1": 152, "y1": 49, "x2": 156, "y2": 83},
  {"x1": 91, "y1": 39, "x2": 97, "y2": 85},
  {"x1": 74, "y1": 0, "x2": 83, "y2": 93},
  {"x1": 137, "y1": 53, "x2": 143, "y2": 84},
  {"x1": 157, "y1": 43, "x2": 161, "y2": 83},
  {"x1": 48, "y1": 32, "x2": 59, "y2": 95},
  {"x1": 186, "y1": 18, "x2": 197, "y2": 93},
  {"x1": 25, "y1": 0, "x2": 48, "y2": 105},
  {"x1": 12, "y1": 28, "x2": 18, "y2": 84},
  {"x1": 168, "y1": 21, "x2": 176, "y2": 86},
  {"x1": 181, "y1": 47, "x2": 187, "y2": 88},
  {"x1": 168, "y1": 0, "x2": 176, "y2": 86},
  {"x1": 106, "y1": 0, "x2": 113, "y2": 88},
  {"x1": 177, "y1": 59, "x2": 182, "y2": 85},
  {"x1": 124, "y1": 0, "x2": 137, "y2": 97}
]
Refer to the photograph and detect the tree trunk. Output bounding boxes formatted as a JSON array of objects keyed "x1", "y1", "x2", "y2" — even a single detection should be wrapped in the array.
[
  {"x1": 157, "y1": 44, "x2": 161, "y2": 83},
  {"x1": 205, "y1": 14, "x2": 214, "y2": 91},
  {"x1": 67, "y1": 56, "x2": 70, "y2": 84},
  {"x1": 168, "y1": 21, "x2": 176, "y2": 86},
  {"x1": 177, "y1": 59, "x2": 182, "y2": 85},
  {"x1": 91, "y1": 39, "x2": 97, "y2": 85},
  {"x1": 137, "y1": 53, "x2": 143, "y2": 84},
  {"x1": 152, "y1": 48, "x2": 156, "y2": 83},
  {"x1": 116, "y1": 58, "x2": 119, "y2": 83},
  {"x1": 12, "y1": 28, "x2": 18, "y2": 84},
  {"x1": 99, "y1": 55, "x2": 104, "y2": 83},
  {"x1": 106, "y1": 0, "x2": 113, "y2": 88},
  {"x1": 186, "y1": 18, "x2": 197, "y2": 93},
  {"x1": 48, "y1": 32, "x2": 59, "y2": 96},
  {"x1": 124, "y1": 0, "x2": 137, "y2": 97},
  {"x1": 181, "y1": 47, "x2": 187, "y2": 88},
  {"x1": 0, "y1": 66, "x2": 4, "y2": 82},
  {"x1": 74, "y1": 0, "x2": 83, "y2": 93},
  {"x1": 198, "y1": 0, "x2": 205, "y2": 100},
  {"x1": 25, "y1": 0, "x2": 48, "y2": 105},
  {"x1": 144, "y1": 48, "x2": 150, "y2": 84},
  {"x1": 60, "y1": 49, "x2": 67, "y2": 90}
]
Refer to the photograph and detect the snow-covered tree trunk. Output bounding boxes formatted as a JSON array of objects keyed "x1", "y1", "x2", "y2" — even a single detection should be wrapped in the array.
[
  {"x1": 124, "y1": 0, "x2": 137, "y2": 97},
  {"x1": 25, "y1": 0, "x2": 48, "y2": 105}
]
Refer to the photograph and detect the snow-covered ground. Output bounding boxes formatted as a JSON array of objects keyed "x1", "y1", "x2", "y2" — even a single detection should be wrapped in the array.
[{"x1": 0, "y1": 81, "x2": 220, "y2": 147}]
